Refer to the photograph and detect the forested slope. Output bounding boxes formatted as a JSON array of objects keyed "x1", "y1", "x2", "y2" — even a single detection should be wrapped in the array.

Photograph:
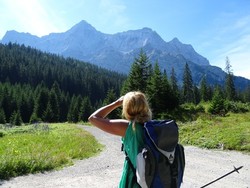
[{"x1": 0, "y1": 43, "x2": 126, "y2": 123}]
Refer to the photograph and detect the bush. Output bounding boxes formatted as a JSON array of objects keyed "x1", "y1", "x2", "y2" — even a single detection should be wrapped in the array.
[
  {"x1": 29, "y1": 113, "x2": 42, "y2": 124},
  {"x1": 0, "y1": 130, "x2": 7, "y2": 137},
  {"x1": 159, "y1": 103, "x2": 205, "y2": 122},
  {"x1": 225, "y1": 101, "x2": 249, "y2": 113},
  {"x1": 208, "y1": 94, "x2": 227, "y2": 116}
]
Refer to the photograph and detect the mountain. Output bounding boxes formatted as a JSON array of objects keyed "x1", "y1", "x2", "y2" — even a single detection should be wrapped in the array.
[{"x1": 1, "y1": 20, "x2": 250, "y2": 90}]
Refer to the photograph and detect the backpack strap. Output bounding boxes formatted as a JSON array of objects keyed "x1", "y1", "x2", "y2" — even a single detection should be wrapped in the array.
[
  {"x1": 170, "y1": 150, "x2": 178, "y2": 188},
  {"x1": 121, "y1": 143, "x2": 136, "y2": 175},
  {"x1": 177, "y1": 144, "x2": 185, "y2": 185},
  {"x1": 170, "y1": 144, "x2": 185, "y2": 188}
]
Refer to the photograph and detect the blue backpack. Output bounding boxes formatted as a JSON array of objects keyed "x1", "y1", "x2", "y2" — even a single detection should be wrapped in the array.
[{"x1": 124, "y1": 120, "x2": 185, "y2": 188}]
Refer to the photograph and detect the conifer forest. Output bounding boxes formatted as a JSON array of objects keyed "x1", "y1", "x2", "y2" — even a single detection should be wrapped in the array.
[{"x1": 0, "y1": 43, "x2": 249, "y2": 125}]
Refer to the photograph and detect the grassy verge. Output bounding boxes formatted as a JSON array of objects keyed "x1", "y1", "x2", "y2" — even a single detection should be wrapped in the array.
[
  {"x1": 0, "y1": 123, "x2": 103, "y2": 180},
  {"x1": 179, "y1": 112, "x2": 250, "y2": 152}
]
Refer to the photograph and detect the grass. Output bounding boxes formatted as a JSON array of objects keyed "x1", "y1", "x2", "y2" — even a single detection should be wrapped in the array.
[
  {"x1": 1, "y1": 109, "x2": 249, "y2": 180},
  {"x1": 179, "y1": 112, "x2": 250, "y2": 152},
  {"x1": 0, "y1": 123, "x2": 103, "y2": 180}
]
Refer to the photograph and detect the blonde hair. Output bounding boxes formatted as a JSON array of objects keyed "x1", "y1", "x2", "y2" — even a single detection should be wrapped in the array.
[{"x1": 122, "y1": 91, "x2": 152, "y2": 124}]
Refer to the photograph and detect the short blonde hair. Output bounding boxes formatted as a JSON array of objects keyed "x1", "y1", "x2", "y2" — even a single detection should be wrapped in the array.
[{"x1": 122, "y1": 91, "x2": 152, "y2": 123}]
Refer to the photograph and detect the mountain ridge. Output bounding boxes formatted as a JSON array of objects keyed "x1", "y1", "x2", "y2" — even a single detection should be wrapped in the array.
[{"x1": 1, "y1": 20, "x2": 249, "y2": 89}]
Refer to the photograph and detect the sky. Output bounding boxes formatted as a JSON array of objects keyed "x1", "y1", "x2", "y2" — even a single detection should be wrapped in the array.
[{"x1": 0, "y1": 0, "x2": 250, "y2": 79}]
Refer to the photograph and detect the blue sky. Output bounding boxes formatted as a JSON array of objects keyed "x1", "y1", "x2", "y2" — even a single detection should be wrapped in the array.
[{"x1": 1, "y1": 0, "x2": 250, "y2": 79}]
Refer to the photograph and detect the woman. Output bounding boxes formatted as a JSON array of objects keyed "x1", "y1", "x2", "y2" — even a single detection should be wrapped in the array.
[{"x1": 88, "y1": 91, "x2": 152, "y2": 187}]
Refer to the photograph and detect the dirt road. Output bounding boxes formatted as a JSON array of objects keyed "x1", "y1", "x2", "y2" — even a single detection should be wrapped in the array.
[{"x1": 0, "y1": 125, "x2": 249, "y2": 188}]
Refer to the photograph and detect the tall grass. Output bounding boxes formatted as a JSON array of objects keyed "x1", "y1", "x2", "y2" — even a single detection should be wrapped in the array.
[
  {"x1": 0, "y1": 123, "x2": 103, "y2": 180},
  {"x1": 179, "y1": 112, "x2": 250, "y2": 152}
]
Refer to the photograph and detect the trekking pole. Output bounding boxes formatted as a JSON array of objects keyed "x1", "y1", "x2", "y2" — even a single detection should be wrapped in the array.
[{"x1": 200, "y1": 166, "x2": 243, "y2": 188}]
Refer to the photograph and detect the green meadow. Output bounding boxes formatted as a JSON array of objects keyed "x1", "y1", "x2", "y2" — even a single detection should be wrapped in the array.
[
  {"x1": 179, "y1": 112, "x2": 250, "y2": 152},
  {"x1": 0, "y1": 123, "x2": 103, "y2": 180},
  {"x1": 0, "y1": 110, "x2": 249, "y2": 180}
]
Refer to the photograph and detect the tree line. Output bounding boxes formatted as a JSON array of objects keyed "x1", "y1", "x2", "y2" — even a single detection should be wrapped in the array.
[
  {"x1": 0, "y1": 44, "x2": 249, "y2": 125},
  {"x1": 121, "y1": 51, "x2": 250, "y2": 118}
]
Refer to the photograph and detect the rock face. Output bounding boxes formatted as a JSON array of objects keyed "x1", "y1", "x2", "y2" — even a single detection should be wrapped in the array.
[{"x1": 1, "y1": 20, "x2": 249, "y2": 88}]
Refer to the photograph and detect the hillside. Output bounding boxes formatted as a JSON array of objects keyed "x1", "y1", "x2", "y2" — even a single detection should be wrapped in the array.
[
  {"x1": 2, "y1": 20, "x2": 250, "y2": 90},
  {"x1": 0, "y1": 43, "x2": 126, "y2": 123}
]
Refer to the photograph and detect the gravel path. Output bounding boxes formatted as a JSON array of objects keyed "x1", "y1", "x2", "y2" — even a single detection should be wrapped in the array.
[{"x1": 0, "y1": 125, "x2": 249, "y2": 188}]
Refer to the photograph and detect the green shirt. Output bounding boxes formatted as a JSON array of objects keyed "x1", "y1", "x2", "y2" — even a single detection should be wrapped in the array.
[{"x1": 119, "y1": 121, "x2": 144, "y2": 188}]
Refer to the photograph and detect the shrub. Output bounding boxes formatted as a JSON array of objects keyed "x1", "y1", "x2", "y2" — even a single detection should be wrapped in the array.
[
  {"x1": 0, "y1": 130, "x2": 7, "y2": 137},
  {"x1": 208, "y1": 93, "x2": 227, "y2": 116},
  {"x1": 225, "y1": 101, "x2": 249, "y2": 113}
]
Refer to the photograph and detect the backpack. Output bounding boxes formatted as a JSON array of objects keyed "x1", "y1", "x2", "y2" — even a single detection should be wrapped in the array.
[{"x1": 123, "y1": 120, "x2": 185, "y2": 188}]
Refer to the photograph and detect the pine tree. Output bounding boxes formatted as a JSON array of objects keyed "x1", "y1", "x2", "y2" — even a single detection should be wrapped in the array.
[
  {"x1": 101, "y1": 89, "x2": 120, "y2": 119},
  {"x1": 48, "y1": 89, "x2": 59, "y2": 122},
  {"x1": 146, "y1": 63, "x2": 177, "y2": 117},
  {"x1": 161, "y1": 70, "x2": 178, "y2": 111},
  {"x1": 79, "y1": 96, "x2": 92, "y2": 121},
  {"x1": 34, "y1": 88, "x2": 49, "y2": 121},
  {"x1": 225, "y1": 57, "x2": 236, "y2": 101},
  {"x1": 200, "y1": 75, "x2": 209, "y2": 102},
  {"x1": 193, "y1": 85, "x2": 201, "y2": 104},
  {"x1": 170, "y1": 67, "x2": 179, "y2": 95},
  {"x1": 208, "y1": 86, "x2": 227, "y2": 116},
  {"x1": 67, "y1": 95, "x2": 82, "y2": 123},
  {"x1": 0, "y1": 108, "x2": 6, "y2": 124},
  {"x1": 1, "y1": 85, "x2": 12, "y2": 122},
  {"x1": 146, "y1": 62, "x2": 163, "y2": 116},
  {"x1": 50, "y1": 81, "x2": 61, "y2": 121},
  {"x1": 59, "y1": 93, "x2": 70, "y2": 122},
  {"x1": 43, "y1": 101, "x2": 54, "y2": 122},
  {"x1": 122, "y1": 50, "x2": 152, "y2": 94},
  {"x1": 182, "y1": 63, "x2": 194, "y2": 103},
  {"x1": 10, "y1": 110, "x2": 23, "y2": 126},
  {"x1": 19, "y1": 92, "x2": 34, "y2": 123},
  {"x1": 243, "y1": 84, "x2": 250, "y2": 102},
  {"x1": 170, "y1": 67, "x2": 180, "y2": 106}
]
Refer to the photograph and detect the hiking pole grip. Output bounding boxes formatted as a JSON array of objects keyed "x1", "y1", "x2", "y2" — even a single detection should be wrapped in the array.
[{"x1": 200, "y1": 166, "x2": 243, "y2": 188}]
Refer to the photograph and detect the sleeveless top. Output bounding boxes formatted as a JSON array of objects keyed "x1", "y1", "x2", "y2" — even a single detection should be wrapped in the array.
[{"x1": 119, "y1": 121, "x2": 144, "y2": 188}]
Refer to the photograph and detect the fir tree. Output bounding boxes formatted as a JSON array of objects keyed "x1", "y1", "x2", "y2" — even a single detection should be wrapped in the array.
[
  {"x1": 170, "y1": 67, "x2": 180, "y2": 106},
  {"x1": 34, "y1": 88, "x2": 49, "y2": 121},
  {"x1": 225, "y1": 57, "x2": 236, "y2": 101},
  {"x1": 243, "y1": 84, "x2": 250, "y2": 102},
  {"x1": 200, "y1": 75, "x2": 209, "y2": 102},
  {"x1": 102, "y1": 89, "x2": 121, "y2": 119},
  {"x1": 10, "y1": 110, "x2": 23, "y2": 126},
  {"x1": 0, "y1": 108, "x2": 6, "y2": 124},
  {"x1": 182, "y1": 63, "x2": 194, "y2": 103},
  {"x1": 193, "y1": 85, "x2": 201, "y2": 104},
  {"x1": 122, "y1": 50, "x2": 152, "y2": 94},
  {"x1": 208, "y1": 86, "x2": 227, "y2": 116},
  {"x1": 59, "y1": 93, "x2": 70, "y2": 122},
  {"x1": 170, "y1": 67, "x2": 179, "y2": 95},
  {"x1": 79, "y1": 96, "x2": 92, "y2": 122},
  {"x1": 48, "y1": 89, "x2": 59, "y2": 122},
  {"x1": 43, "y1": 101, "x2": 54, "y2": 122},
  {"x1": 146, "y1": 62, "x2": 164, "y2": 116},
  {"x1": 67, "y1": 95, "x2": 82, "y2": 123}
]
